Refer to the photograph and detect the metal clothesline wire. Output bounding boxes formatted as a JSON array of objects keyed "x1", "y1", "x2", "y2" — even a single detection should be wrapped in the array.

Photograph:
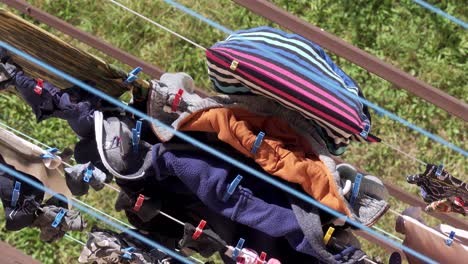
[
  {"x1": 411, "y1": 0, "x2": 468, "y2": 29},
  {"x1": 0, "y1": 42, "x2": 437, "y2": 264}
]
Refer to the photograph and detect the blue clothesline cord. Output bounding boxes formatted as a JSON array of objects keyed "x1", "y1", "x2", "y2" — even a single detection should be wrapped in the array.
[
  {"x1": 0, "y1": 41, "x2": 437, "y2": 264},
  {"x1": 0, "y1": 163, "x2": 193, "y2": 264},
  {"x1": 163, "y1": 0, "x2": 468, "y2": 158},
  {"x1": 412, "y1": 0, "x2": 468, "y2": 29}
]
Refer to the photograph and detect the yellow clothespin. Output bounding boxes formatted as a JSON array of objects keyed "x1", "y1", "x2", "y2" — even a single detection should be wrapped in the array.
[
  {"x1": 323, "y1": 227, "x2": 335, "y2": 245},
  {"x1": 230, "y1": 60, "x2": 239, "y2": 70}
]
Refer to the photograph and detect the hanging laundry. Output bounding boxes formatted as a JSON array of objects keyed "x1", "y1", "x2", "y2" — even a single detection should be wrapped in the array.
[
  {"x1": 224, "y1": 247, "x2": 281, "y2": 264},
  {"x1": 114, "y1": 189, "x2": 161, "y2": 223},
  {"x1": 0, "y1": 155, "x2": 44, "y2": 231},
  {"x1": 147, "y1": 74, "x2": 390, "y2": 221},
  {"x1": 407, "y1": 164, "x2": 468, "y2": 215},
  {"x1": 178, "y1": 222, "x2": 227, "y2": 258},
  {"x1": 394, "y1": 207, "x2": 468, "y2": 264},
  {"x1": 78, "y1": 226, "x2": 166, "y2": 264},
  {"x1": 0, "y1": 48, "x2": 21, "y2": 89},
  {"x1": 424, "y1": 197, "x2": 467, "y2": 216},
  {"x1": 32, "y1": 204, "x2": 86, "y2": 242},
  {"x1": 205, "y1": 26, "x2": 379, "y2": 148},
  {"x1": 64, "y1": 162, "x2": 109, "y2": 196},
  {"x1": 0, "y1": 127, "x2": 72, "y2": 200}
]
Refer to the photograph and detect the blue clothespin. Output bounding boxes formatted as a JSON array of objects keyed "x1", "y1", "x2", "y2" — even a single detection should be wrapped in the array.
[
  {"x1": 40, "y1": 147, "x2": 58, "y2": 159},
  {"x1": 122, "y1": 247, "x2": 135, "y2": 259},
  {"x1": 10, "y1": 181, "x2": 21, "y2": 207},
  {"x1": 359, "y1": 121, "x2": 370, "y2": 139},
  {"x1": 132, "y1": 120, "x2": 142, "y2": 153},
  {"x1": 232, "y1": 238, "x2": 245, "y2": 259},
  {"x1": 445, "y1": 231, "x2": 455, "y2": 246},
  {"x1": 349, "y1": 174, "x2": 363, "y2": 207},
  {"x1": 251, "y1": 132, "x2": 265, "y2": 155},
  {"x1": 435, "y1": 164, "x2": 444, "y2": 177},
  {"x1": 222, "y1": 175, "x2": 243, "y2": 202},
  {"x1": 51, "y1": 208, "x2": 67, "y2": 228},
  {"x1": 83, "y1": 165, "x2": 94, "y2": 183},
  {"x1": 124, "y1": 67, "x2": 142, "y2": 84}
]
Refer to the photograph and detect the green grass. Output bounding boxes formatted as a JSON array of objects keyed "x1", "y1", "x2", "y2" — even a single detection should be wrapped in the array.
[{"x1": 0, "y1": 0, "x2": 466, "y2": 263}]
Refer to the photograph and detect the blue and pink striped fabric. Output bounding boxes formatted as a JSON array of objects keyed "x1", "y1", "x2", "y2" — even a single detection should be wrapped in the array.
[{"x1": 206, "y1": 27, "x2": 379, "y2": 144}]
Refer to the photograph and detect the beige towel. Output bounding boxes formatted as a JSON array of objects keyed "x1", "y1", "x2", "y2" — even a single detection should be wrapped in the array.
[{"x1": 0, "y1": 127, "x2": 71, "y2": 204}]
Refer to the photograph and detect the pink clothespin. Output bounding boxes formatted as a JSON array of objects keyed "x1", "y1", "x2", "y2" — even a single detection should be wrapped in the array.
[
  {"x1": 133, "y1": 194, "x2": 145, "y2": 212},
  {"x1": 171, "y1": 89, "x2": 184, "y2": 112},
  {"x1": 192, "y1": 219, "x2": 207, "y2": 240},
  {"x1": 34, "y1": 79, "x2": 43, "y2": 95},
  {"x1": 255, "y1": 251, "x2": 267, "y2": 264}
]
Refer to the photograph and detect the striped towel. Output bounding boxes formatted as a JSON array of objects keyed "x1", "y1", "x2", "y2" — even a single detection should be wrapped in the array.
[{"x1": 206, "y1": 26, "x2": 379, "y2": 144}]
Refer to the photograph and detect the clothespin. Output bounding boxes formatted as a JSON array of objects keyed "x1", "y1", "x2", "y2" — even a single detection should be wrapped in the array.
[
  {"x1": 359, "y1": 121, "x2": 370, "y2": 139},
  {"x1": 255, "y1": 251, "x2": 267, "y2": 264},
  {"x1": 133, "y1": 194, "x2": 145, "y2": 212},
  {"x1": 10, "y1": 181, "x2": 21, "y2": 207},
  {"x1": 349, "y1": 173, "x2": 363, "y2": 207},
  {"x1": 34, "y1": 79, "x2": 43, "y2": 95},
  {"x1": 124, "y1": 67, "x2": 142, "y2": 84},
  {"x1": 51, "y1": 208, "x2": 67, "y2": 228},
  {"x1": 251, "y1": 131, "x2": 265, "y2": 155},
  {"x1": 230, "y1": 60, "x2": 239, "y2": 71},
  {"x1": 171, "y1": 89, "x2": 184, "y2": 112},
  {"x1": 445, "y1": 231, "x2": 455, "y2": 246},
  {"x1": 40, "y1": 147, "x2": 58, "y2": 159},
  {"x1": 323, "y1": 226, "x2": 335, "y2": 245},
  {"x1": 192, "y1": 219, "x2": 207, "y2": 240},
  {"x1": 232, "y1": 238, "x2": 245, "y2": 259},
  {"x1": 122, "y1": 247, "x2": 135, "y2": 259},
  {"x1": 435, "y1": 164, "x2": 444, "y2": 177},
  {"x1": 222, "y1": 175, "x2": 243, "y2": 202},
  {"x1": 132, "y1": 120, "x2": 142, "y2": 153},
  {"x1": 83, "y1": 165, "x2": 94, "y2": 183}
]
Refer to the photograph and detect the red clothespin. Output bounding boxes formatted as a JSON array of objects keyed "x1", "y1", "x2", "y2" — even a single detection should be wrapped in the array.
[
  {"x1": 34, "y1": 79, "x2": 43, "y2": 95},
  {"x1": 192, "y1": 219, "x2": 207, "y2": 240},
  {"x1": 255, "y1": 251, "x2": 267, "y2": 264},
  {"x1": 171, "y1": 89, "x2": 184, "y2": 112},
  {"x1": 133, "y1": 194, "x2": 145, "y2": 212}
]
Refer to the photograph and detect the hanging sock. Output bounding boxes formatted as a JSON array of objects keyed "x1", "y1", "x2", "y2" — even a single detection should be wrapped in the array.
[
  {"x1": 425, "y1": 197, "x2": 467, "y2": 216},
  {"x1": 178, "y1": 222, "x2": 227, "y2": 258},
  {"x1": 64, "y1": 162, "x2": 108, "y2": 196},
  {"x1": 32, "y1": 202, "x2": 86, "y2": 243},
  {"x1": 78, "y1": 226, "x2": 162, "y2": 264},
  {"x1": 114, "y1": 190, "x2": 161, "y2": 223},
  {"x1": 407, "y1": 164, "x2": 468, "y2": 205},
  {"x1": 0, "y1": 48, "x2": 21, "y2": 90}
]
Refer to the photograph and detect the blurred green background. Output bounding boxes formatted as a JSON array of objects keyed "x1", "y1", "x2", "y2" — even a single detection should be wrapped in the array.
[{"x1": 0, "y1": 0, "x2": 466, "y2": 263}]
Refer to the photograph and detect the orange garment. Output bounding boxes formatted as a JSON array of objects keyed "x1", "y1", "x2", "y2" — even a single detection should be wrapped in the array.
[{"x1": 177, "y1": 107, "x2": 350, "y2": 216}]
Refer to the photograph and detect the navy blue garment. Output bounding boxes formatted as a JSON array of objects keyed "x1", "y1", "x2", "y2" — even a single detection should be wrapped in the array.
[
  {"x1": 13, "y1": 72, "x2": 98, "y2": 138},
  {"x1": 150, "y1": 141, "x2": 321, "y2": 258},
  {"x1": 115, "y1": 167, "x2": 319, "y2": 263},
  {"x1": 0, "y1": 154, "x2": 44, "y2": 231}
]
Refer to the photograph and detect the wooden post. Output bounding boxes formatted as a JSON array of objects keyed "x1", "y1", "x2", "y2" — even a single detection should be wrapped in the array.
[
  {"x1": 0, "y1": 9, "x2": 149, "y2": 97},
  {"x1": 0, "y1": 241, "x2": 42, "y2": 264}
]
